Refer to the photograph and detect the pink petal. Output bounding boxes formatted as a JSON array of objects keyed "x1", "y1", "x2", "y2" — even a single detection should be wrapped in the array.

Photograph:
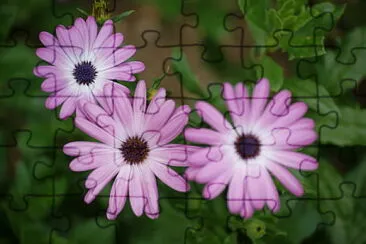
[
  {"x1": 59, "y1": 97, "x2": 77, "y2": 119},
  {"x1": 55, "y1": 25, "x2": 79, "y2": 59},
  {"x1": 63, "y1": 141, "x2": 112, "y2": 156},
  {"x1": 256, "y1": 90, "x2": 292, "y2": 129},
  {"x1": 132, "y1": 80, "x2": 147, "y2": 134},
  {"x1": 150, "y1": 162, "x2": 189, "y2": 192},
  {"x1": 223, "y1": 82, "x2": 242, "y2": 126},
  {"x1": 82, "y1": 102, "x2": 123, "y2": 137},
  {"x1": 187, "y1": 146, "x2": 224, "y2": 166},
  {"x1": 68, "y1": 26, "x2": 85, "y2": 58},
  {"x1": 45, "y1": 94, "x2": 67, "y2": 110},
  {"x1": 157, "y1": 105, "x2": 190, "y2": 145},
  {"x1": 144, "y1": 100, "x2": 175, "y2": 131},
  {"x1": 94, "y1": 33, "x2": 124, "y2": 62},
  {"x1": 141, "y1": 166, "x2": 159, "y2": 218},
  {"x1": 41, "y1": 76, "x2": 68, "y2": 93},
  {"x1": 235, "y1": 82, "x2": 251, "y2": 125},
  {"x1": 195, "y1": 101, "x2": 232, "y2": 132},
  {"x1": 150, "y1": 144, "x2": 200, "y2": 167},
  {"x1": 107, "y1": 165, "x2": 131, "y2": 219},
  {"x1": 129, "y1": 167, "x2": 146, "y2": 216},
  {"x1": 250, "y1": 78, "x2": 270, "y2": 121},
  {"x1": 100, "y1": 45, "x2": 136, "y2": 70},
  {"x1": 84, "y1": 164, "x2": 119, "y2": 204},
  {"x1": 114, "y1": 87, "x2": 134, "y2": 135},
  {"x1": 265, "y1": 160, "x2": 304, "y2": 197},
  {"x1": 184, "y1": 128, "x2": 223, "y2": 145},
  {"x1": 260, "y1": 168, "x2": 280, "y2": 212},
  {"x1": 227, "y1": 169, "x2": 245, "y2": 214},
  {"x1": 93, "y1": 20, "x2": 114, "y2": 50},
  {"x1": 267, "y1": 150, "x2": 318, "y2": 171},
  {"x1": 202, "y1": 168, "x2": 232, "y2": 199},
  {"x1": 240, "y1": 191, "x2": 254, "y2": 219},
  {"x1": 94, "y1": 82, "x2": 130, "y2": 116},
  {"x1": 270, "y1": 102, "x2": 308, "y2": 129},
  {"x1": 75, "y1": 117, "x2": 118, "y2": 147},
  {"x1": 145, "y1": 88, "x2": 166, "y2": 115},
  {"x1": 36, "y1": 47, "x2": 71, "y2": 67},
  {"x1": 34, "y1": 65, "x2": 59, "y2": 78},
  {"x1": 288, "y1": 118, "x2": 315, "y2": 130},
  {"x1": 195, "y1": 161, "x2": 228, "y2": 183},
  {"x1": 184, "y1": 167, "x2": 200, "y2": 181},
  {"x1": 247, "y1": 170, "x2": 266, "y2": 210},
  {"x1": 69, "y1": 150, "x2": 121, "y2": 171},
  {"x1": 86, "y1": 16, "x2": 98, "y2": 48}
]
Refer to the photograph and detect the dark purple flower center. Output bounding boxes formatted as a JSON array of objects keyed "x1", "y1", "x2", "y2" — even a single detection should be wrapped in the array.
[
  {"x1": 72, "y1": 61, "x2": 97, "y2": 85},
  {"x1": 120, "y1": 136, "x2": 149, "y2": 164},
  {"x1": 235, "y1": 134, "x2": 261, "y2": 159}
]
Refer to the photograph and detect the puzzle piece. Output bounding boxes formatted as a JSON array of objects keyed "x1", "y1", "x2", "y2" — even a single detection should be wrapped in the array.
[{"x1": 2, "y1": 0, "x2": 366, "y2": 244}]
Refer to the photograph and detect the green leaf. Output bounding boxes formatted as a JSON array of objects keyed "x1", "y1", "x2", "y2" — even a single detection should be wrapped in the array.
[
  {"x1": 313, "y1": 27, "x2": 366, "y2": 96},
  {"x1": 320, "y1": 106, "x2": 366, "y2": 146},
  {"x1": 76, "y1": 8, "x2": 89, "y2": 17},
  {"x1": 256, "y1": 55, "x2": 284, "y2": 91},
  {"x1": 171, "y1": 48, "x2": 206, "y2": 98},
  {"x1": 111, "y1": 10, "x2": 135, "y2": 23},
  {"x1": 68, "y1": 219, "x2": 115, "y2": 243},
  {"x1": 240, "y1": 0, "x2": 271, "y2": 46},
  {"x1": 277, "y1": 201, "x2": 321, "y2": 243},
  {"x1": 282, "y1": 78, "x2": 340, "y2": 115}
]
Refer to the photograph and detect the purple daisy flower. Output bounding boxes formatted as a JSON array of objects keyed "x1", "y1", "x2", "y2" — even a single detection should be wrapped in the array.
[
  {"x1": 63, "y1": 80, "x2": 197, "y2": 219},
  {"x1": 184, "y1": 78, "x2": 318, "y2": 218},
  {"x1": 34, "y1": 16, "x2": 145, "y2": 119}
]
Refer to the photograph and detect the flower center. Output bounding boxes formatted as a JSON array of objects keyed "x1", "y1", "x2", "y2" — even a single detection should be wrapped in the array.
[
  {"x1": 234, "y1": 134, "x2": 261, "y2": 160},
  {"x1": 120, "y1": 136, "x2": 149, "y2": 165},
  {"x1": 72, "y1": 61, "x2": 97, "y2": 85}
]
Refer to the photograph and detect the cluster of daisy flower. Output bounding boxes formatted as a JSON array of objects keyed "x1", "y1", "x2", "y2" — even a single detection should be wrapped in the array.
[{"x1": 34, "y1": 17, "x2": 318, "y2": 220}]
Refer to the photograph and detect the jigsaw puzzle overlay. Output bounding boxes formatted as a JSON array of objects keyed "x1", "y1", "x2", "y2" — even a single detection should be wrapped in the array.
[{"x1": 1, "y1": 0, "x2": 366, "y2": 243}]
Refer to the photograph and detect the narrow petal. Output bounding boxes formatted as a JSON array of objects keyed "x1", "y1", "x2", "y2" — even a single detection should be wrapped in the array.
[
  {"x1": 184, "y1": 128, "x2": 223, "y2": 145},
  {"x1": 100, "y1": 45, "x2": 136, "y2": 70},
  {"x1": 266, "y1": 150, "x2": 318, "y2": 171},
  {"x1": 84, "y1": 164, "x2": 119, "y2": 204},
  {"x1": 250, "y1": 78, "x2": 270, "y2": 121},
  {"x1": 59, "y1": 97, "x2": 77, "y2": 119},
  {"x1": 75, "y1": 117, "x2": 118, "y2": 147},
  {"x1": 187, "y1": 146, "x2": 225, "y2": 166},
  {"x1": 107, "y1": 165, "x2": 131, "y2": 219},
  {"x1": 63, "y1": 141, "x2": 112, "y2": 156},
  {"x1": 202, "y1": 168, "x2": 232, "y2": 199},
  {"x1": 227, "y1": 169, "x2": 245, "y2": 214},
  {"x1": 195, "y1": 101, "x2": 232, "y2": 132},
  {"x1": 158, "y1": 105, "x2": 190, "y2": 145},
  {"x1": 93, "y1": 20, "x2": 114, "y2": 49},
  {"x1": 184, "y1": 167, "x2": 200, "y2": 181},
  {"x1": 235, "y1": 82, "x2": 251, "y2": 125},
  {"x1": 195, "y1": 161, "x2": 228, "y2": 183},
  {"x1": 269, "y1": 102, "x2": 308, "y2": 129},
  {"x1": 265, "y1": 160, "x2": 304, "y2": 197},
  {"x1": 144, "y1": 100, "x2": 175, "y2": 131},
  {"x1": 149, "y1": 144, "x2": 200, "y2": 167},
  {"x1": 141, "y1": 166, "x2": 159, "y2": 218},
  {"x1": 129, "y1": 167, "x2": 146, "y2": 216},
  {"x1": 133, "y1": 80, "x2": 147, "y2": 132},
  {"x1": 69, "y1": 151, "x2": 121, "y2": 171},
  {"x1": 150, "y1": 162, "x2": 189, "y2": 192}
]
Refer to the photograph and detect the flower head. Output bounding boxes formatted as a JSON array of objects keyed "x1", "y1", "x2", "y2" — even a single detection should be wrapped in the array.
[
  {"x1": 64, "y1": 80, "x2": 197, "y2": 219},
  {"x1": 34, "y1": 16, "x2": 145, "y2": 119},
  {"x1": 184, "y1": 78, "x2": 318, "y2": 218}
]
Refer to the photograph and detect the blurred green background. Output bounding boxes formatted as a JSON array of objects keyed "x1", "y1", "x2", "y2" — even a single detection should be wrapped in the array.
[{"x1": 1, "y1": 0, "x2": 366, "y2": 243}]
